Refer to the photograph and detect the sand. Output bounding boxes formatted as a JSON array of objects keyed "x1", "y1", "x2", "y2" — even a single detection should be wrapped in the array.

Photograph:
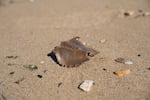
[{"x1": 0, "y1": 0, "x2": 150, "y2": 100}]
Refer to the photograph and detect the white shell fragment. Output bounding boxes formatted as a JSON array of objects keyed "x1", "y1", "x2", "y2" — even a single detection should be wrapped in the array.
[
  {"x1": 79, "y1": 80, "x2": 94, "y2": 92},
  {"x1": 124, "y1": 60, "x2": 133, "y2": 65},
  {"x1": 115, "y1": 58, "x2": 133, "y2": 65}
]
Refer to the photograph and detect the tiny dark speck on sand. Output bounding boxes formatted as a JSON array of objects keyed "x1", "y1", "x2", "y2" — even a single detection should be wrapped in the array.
[
  {"x1": 37, "y1": 75, "x2": 43, "y2": 78},
  {"x1": 147, "y1": 68, "x2": 150, "y2": 70},
  {"x1": 9, "y1": 72, "x2": 15, "y2": 75},
  {"x1": 58, "y1": 82, "x2": 62, "y2": 87},
  {"x1": 137, "y1": 54, "x2": 141, "y2": 57},
  {"x1": 14, "y1": 78, "x2": 24, "y2": 84},
  {"x1": 102, "y1": 68, "x2": 107, "y2": 71}
]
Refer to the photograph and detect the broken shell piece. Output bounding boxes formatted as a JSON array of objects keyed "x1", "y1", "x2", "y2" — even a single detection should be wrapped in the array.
[
  {"x1": 61, "y1": 36, "x2": 99, "y2": 57},
  {"x1": 53, "y1": 46, "x2": 89, "y2": 67},
  {"x1": 124, "y1": 60, "x2": 133, "y2": 65},
  {"x1": 114, "y1": 69, "x2": 130, "y2": 77},
  {"x1": 115, "y1": 58, "x2": 133, "y2": 65},
  {"x1": 79, "y1": 80, "x2": 94, "y2": 92}
]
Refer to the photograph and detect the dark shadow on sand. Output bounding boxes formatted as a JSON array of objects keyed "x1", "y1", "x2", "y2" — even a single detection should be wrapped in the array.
[{"x1": 47, "y1": 51, "x2": 59, "y2": 64}]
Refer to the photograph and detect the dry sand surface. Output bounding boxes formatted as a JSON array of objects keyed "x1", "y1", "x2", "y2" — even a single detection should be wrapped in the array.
[{"x1": 0, "y1": 0, "x2": 150, "y2": 100}]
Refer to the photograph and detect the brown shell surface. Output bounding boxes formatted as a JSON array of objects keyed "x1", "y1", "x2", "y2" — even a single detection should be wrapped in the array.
[
  {"x1": 60, "y1": 36, "x2": 99, "y2": 56},
  {"x1": 52, "y1": 36, "x2": 98, "y2": 67},
  {"x1": 53, "y1": 46, "x2": 89, "y2": 67}
]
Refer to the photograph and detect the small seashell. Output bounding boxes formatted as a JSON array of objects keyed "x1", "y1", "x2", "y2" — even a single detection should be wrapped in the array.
[
  {"x1": 114, "y1": 69, "x2": 130, "y2": 77},
  {"x1": 124, "y1": 60, "x2": 133, "y2": 65},
  {"x1": 79, "y1": 80, "x2": 94, "y2": 92}
]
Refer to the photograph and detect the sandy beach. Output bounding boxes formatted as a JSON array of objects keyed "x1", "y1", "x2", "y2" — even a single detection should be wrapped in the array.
[{"x1": 0, "y1": 0, "x2": 150, "y2": 100}]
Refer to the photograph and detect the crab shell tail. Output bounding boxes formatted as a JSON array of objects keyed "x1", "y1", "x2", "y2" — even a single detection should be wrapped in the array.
[{"x1": 87, "y1": 48, "x2": 99, "y2": 57}]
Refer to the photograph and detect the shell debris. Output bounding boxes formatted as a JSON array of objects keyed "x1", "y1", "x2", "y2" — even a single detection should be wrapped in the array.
[
  {"x1": 79, "y1": 80, "x2": 94, "y2": 92},
  {"x1": 124, "y1": 60, "x2": 133, "y2": 65},
  {"x1": 114, "y1": 69, "x2": 130, "y2": 77},
  {"x1": 115, "y1": 57, "x2": 133, "y2": 65}
]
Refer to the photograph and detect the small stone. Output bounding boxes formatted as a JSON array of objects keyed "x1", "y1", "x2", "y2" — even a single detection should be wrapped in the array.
[
  {"x1": 9, "y1": 72, "x2": 15, "y2": 75},
  {"x1": 83, "y1": 42, "x2": 86, "y2": 45},
  {"x1": 124, "y1": 11, "x2": 134, "y2": 16},
  {"x1": 37, "y1": 74, "x2": 43, "y2": 78},
  {"x1": 40, "y1": 61, "x2": 45, "y2": 64},
  {"x1": 100, "y1": 39, "x2": 106, "y2": 43},
  {"x1": 102, "y1": 68, "x2": 107, "y2": 71},
  {"x1": 23, "y1": 64, "x2": 38, "y2": 71},
  {"x1": 79, "y1": 80, "x2": 94, "y2": 92},
  {"x1": 124, "y1": 60, "x2": 133, "y2": 65},
  {"x1": 143, "y1": 12, "x2": 150, "y2": 16},
  {"x1": 137, "y1": 54, "x2": 141, "y2": 57},
  {"x1": 114, "y1": 69, "x2": 130, "y2": 77},
  {"x1": 58, "y1": 82, "x2": 62, "y2": 87}
]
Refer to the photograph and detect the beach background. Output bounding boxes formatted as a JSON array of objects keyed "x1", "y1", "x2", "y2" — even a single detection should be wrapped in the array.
[{"x1": 0, "y1": 0, "x2": 150, "y2": 100}]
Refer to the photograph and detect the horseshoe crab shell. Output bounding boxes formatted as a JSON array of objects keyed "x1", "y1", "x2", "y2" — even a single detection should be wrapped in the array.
[
  {"x1": 50, "y1": 36, "x2": 99, "y2": 67},
  {"x1": 60, "y1": 36, "x2": 99, "y2": 57},
  {"x1": 53, "y1": 46, "x2": 89, "y2": 67}
]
